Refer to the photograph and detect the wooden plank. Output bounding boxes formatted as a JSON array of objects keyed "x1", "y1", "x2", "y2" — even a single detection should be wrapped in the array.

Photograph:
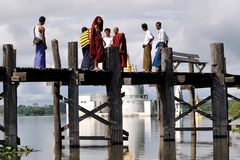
[
  {"x1": 158, "y1": 48, "x2": 175, "y2": 141},
  {"x1": 10, "y1": 68, "x2": 216, "y2": 88},
  {"x1": 175, "y1": 108, "x2": 193, "y2": 121},
  {"x1": 68, "y1": 42, "x2": 79, "y2": 148},
  {"x1": 62, "y1": 136, "x2": 128, "y2": 141},
  {"x1": 174, "y1": 96, "x2": 192, "y2": 108},
  {"x1": 173, "y1": 51, "x2": 200, "y2": 58},
  {"x1": 60, "y1": 97, "x2": 110, "y2": 132},
  {"x1": 3, "y1": 44, "x2": 18, "y2": 148},
  {"x1": 211, "y1": 43, "x2": 228, "y2": 138},
  {"x1": 51, "y1": 39, "x2": 62, "y2": 149},
  {"x1": 195, "y1": 109, "x2": 213, "y2": 120},
  {"x1": 175, "y1": 127, "x2": 213, "y2": 131},
  {"x1": 105, "y1": 47, "x2": 123, "y2": 145},
  {"x1": 227, "y1": 94, "x2": 240, "y2": 103},
  {"x1": 78, "y1": 103, "x2": 110, "y2": 124},
  {"x1": 123, "y1": 130, "x2": 129, "y2": 136},
  {"x1": 195, "y1": 96, "x2": 211, "y2": 108},
  {"x1": 0, "y1": 124, "x2": 5, "y2": 132},
  {"x1": 173, "y1": 56, "x2": 200, "y2": 63}
]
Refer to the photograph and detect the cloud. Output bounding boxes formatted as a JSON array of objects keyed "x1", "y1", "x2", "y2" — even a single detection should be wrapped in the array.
[{"x1": 1, "y1": 0, "x2": 240, "y2": 104}]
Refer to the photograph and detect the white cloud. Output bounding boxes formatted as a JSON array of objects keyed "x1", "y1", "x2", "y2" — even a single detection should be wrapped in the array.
[{"x1": 1, "y1": 0, "x2": 240, "y2": 104}]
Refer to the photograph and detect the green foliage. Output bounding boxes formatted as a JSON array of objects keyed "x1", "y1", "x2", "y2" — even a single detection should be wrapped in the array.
[
  {"x1": 194, "y1": 99, "x2": 240, "y2": 117},
  {"x1": 232, "y1": 128, "x2": 240, "y2": 133},
  {"x1": 228, "y1": 100, "x2": 240, "y2": 117},
  {"x1": 0, "y1": 145, "x2": 33, "y2": 159},
  {"x1": 0, "y1": 102, "x2": 66, "y2": 116},
  {"x1": 199, "y1": 100, "x2": 212, "y2": 112}
]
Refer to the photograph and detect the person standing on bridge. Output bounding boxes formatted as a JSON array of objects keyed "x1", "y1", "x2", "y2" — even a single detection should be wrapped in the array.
[
  {"x1": 103, "y1": 28, "x2": 113, "y2": 48},
  {"x1": 80, "y1": 27, "x2": 93, "y2": 70},
  {"x1": 141, "y1": 23, "x2": 154, "y2": 72},
  {"x1": 33, "y1": 16, "x2": 47, "y2": 68},
  {"x1": 90, "y1": 16, "x2": 104, "y2": 71},
  {"x1": 112, "y1": 27, "x2": 128, "y2": 70},
  {"x1": 152, "y1": 22, "x2": 169, "y2": 71}
]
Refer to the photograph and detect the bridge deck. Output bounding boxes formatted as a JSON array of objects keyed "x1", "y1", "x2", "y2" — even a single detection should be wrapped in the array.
[{"x1": 0, "y1": 67, "x2": 236, "y2": 88}]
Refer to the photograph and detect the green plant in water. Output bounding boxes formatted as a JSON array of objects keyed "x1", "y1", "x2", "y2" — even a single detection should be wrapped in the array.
[
  {"x1": 0, "y1": 145, "x2": 33, "y2": 159},
  {"x1": 232, "y1": 128, "x2": 240, "y2": 133}
]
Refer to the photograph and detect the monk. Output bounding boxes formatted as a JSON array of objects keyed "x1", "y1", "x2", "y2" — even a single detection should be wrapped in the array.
[
  {"x1": 112, "y1": 27, "x2": 128, "y2": 70},
  {"x1": 90, "y1": 16, "x2": 104, "y2": 71}
]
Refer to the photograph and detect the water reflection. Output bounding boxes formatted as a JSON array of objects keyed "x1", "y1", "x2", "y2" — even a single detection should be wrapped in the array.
[
  {"x1": 0, "y1": 116, "x2": 239, "y2": 159},
  {"x1": 191, "y1": 134, "x2": 196, "y2": 160},
  {"x1": 69, "y1": 148, "x2": 80, "y2": 160},
  {"x1": 159, "y1": 138, "x2": 176, "y2": 160},
  {"x1": 108, "y1": 145, "x2": 123, "y2": 160},
  {"x1": 54, "y1": 144, "x2": 62, "y2": 160},
  {"x1": 213, "y1": 138, "x2": 229, "y2": 160}
]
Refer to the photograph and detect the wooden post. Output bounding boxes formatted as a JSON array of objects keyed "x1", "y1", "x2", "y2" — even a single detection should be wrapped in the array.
[
  {"x1": 51, "y1": 39, "x2": 62, "y2": 149},
  {"x1": 213, "y1": 138, "x2": 229, "y2": 160},
  {"x1": 68, "y1": 42, "x2": 79, "y2": 147},
  {"x1": 159, "y1": 138, "x2": 176, "y2": 160},
  {"x1": 108, "y1": 145, "x2": 123, "y2": 160},
  {"x1": 158, "y1": 47, "x2": 175, "y2": 141},
  {"x1": 189, "y1": 61, "x2": 196, "y2": 137},
  {"x1": 105, "y1": 47, "x2": 123, "y2": 145},
  {"x1": 210, "y1": 43, "x2": 228, "y2": 138},
  {"x1": 188, "y1": 59, "x2": 196, "y2": 157},
  {"x1": 3, "y1": 44, "x2": 18, "y2": 148}
]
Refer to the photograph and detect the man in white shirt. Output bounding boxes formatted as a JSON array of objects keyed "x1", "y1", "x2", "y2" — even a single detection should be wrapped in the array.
[
  {"x1": 152, "y1": 22, "x2": 169, "y2": 71},
  {"x1": 103, "y1": 28, "x2": 113, "y2": 48},
  {"x1": 142, "y1": 23, "x2": 154, "y2": 72}
]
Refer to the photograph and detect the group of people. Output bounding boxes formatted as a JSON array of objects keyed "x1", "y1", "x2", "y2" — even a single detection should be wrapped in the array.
[
  {"x1": 33, "y1": 16, "x2": 168, "y2": 72},
  {"x1": 80, "y1": 16, "x2": 127, "y2": 71},
  {"x1": 141, "y1": 22, "x2": 169, "y2": 72}
]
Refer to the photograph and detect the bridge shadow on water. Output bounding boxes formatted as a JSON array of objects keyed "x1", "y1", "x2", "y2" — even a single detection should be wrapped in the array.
[{"x1": 52, "y1": 137, "x2": 229, "y2": 160}]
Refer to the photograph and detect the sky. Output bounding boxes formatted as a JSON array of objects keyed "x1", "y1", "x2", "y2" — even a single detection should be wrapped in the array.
[{"x1": 0, "y1": 0, "x2": 240, "y2": 105}]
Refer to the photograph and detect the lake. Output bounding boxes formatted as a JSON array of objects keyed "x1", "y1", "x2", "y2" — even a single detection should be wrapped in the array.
[{"x1": 0, "y1": 116, "x2": 240, "y2": 159}]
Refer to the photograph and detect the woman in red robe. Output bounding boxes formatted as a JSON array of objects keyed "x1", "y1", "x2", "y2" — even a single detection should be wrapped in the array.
[
  {"x1": 112, "y1": 27, "x2": 128, "y2": 70},
  {"x1": 90, "y1": 16, "x2": 104, "y2": 71}
]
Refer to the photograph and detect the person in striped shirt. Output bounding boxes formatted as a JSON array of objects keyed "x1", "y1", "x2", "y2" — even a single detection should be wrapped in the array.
[{"x1": 80, "y1": 27, "x2": 93, "y2": 70}]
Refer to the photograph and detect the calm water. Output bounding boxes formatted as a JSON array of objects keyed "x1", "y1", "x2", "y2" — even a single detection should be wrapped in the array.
[{"x1": 0, "y1": 116, "x2": 240, "y2": 160}]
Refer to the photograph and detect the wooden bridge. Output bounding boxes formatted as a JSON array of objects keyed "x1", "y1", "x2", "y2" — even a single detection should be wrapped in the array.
[{"x1": 0, "y1": 40, "x2": 240, "y2": 154}]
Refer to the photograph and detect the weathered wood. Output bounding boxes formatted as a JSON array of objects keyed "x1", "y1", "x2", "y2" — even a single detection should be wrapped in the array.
[
  {"x1": 175, "y1": 108, "x2": 192, "y2": 122},
  {"x1": 158, "y1": 47, "x2": 175, "y2": 141},
  {"x1": 52, "y1": 39, "x2": 61, "y2": 69},
  {"x1": 173, "y1": 56, "x2": 200, "y2": 63},
  {"x1": 195, "y1": 96, "x2": 211, "y2": 108},
  {"x1": 3, "y1": 44, "x2": 18, "y2": 148},
  {"x1": 0, "y1": 124, "x2": 5, "y2": 132},
  {"x1": 173, "y1": 51, "x2": 200, "y2": 58},
  {"x1": 191, "y1": 135, "x2": 197, "y2": 160},
  {"x1": 105, "y1": 47, "x2": 123, "y2": 145},
  {"x1": 210, "y1": 43, "x2": 228, "y2": 138},
  {"x1": 213, "y1": 138, "x2": 229, "y2": 160},
  {"x1": 60, "y1": 96, "x2": 110, "y2": 132},
  {"x1": 51, "y1": 39, "x2": 62, "y2": 150},
  {"x1": 195, "y1": 109, "x2": 213, "y2": 120},
  {"x1": 188, "y1": 59, "x2": 196, "y2": 140},
  {"x1": 68, "y1": 42, "x2": 79, "y2": 147},
  {"x1": 159, "y1": 138, "x2": 176, "y2": 160},
  {"x1": 108, "y1": 145, "x2": 124, "y2": 160},
  {"x1": 175, "y1": 127, "x2": 213, "y2": 131}
]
